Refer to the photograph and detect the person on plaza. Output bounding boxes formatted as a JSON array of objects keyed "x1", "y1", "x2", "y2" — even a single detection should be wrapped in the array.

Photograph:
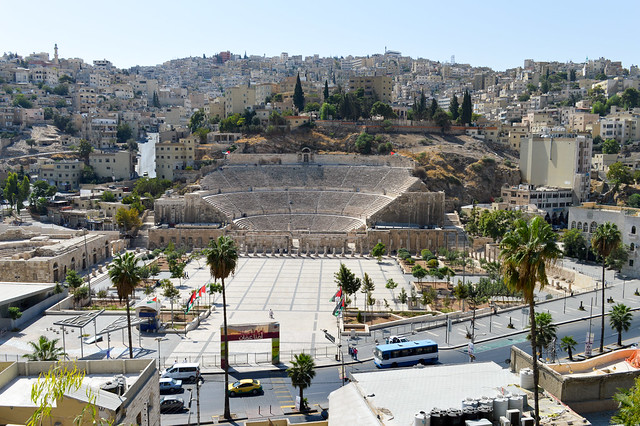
[
  {"x1": 353, "y1": 347, "x2": 358, "y2": 361},
  {"x1": 269, "y1": 309, "x2": 274, "y2": 319}
]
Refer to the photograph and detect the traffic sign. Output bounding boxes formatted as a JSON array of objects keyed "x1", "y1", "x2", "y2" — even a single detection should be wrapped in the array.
[{"x1": 324, "y1": 331, "x2": 335, "y2": 344}]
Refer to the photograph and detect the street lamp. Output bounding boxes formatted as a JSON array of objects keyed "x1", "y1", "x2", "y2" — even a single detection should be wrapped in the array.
[{"x1": 155, "y1": 337, "x2": 162, "y2": 368}]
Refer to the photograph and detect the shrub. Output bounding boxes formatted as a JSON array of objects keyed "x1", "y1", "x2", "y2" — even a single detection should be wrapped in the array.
[{"x1": 427, "y1": 258, "x2": 439, "y2": 268}]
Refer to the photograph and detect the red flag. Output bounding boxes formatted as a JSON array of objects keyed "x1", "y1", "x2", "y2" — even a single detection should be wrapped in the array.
[
  {"x1": 185, "y1": 290, "x2": 197, "y2": 313},
  {"x1": 330, "y1": 287, "x2": 342, "y2": 302},
  {"x1": 390, "y1": 151, "x2": 395, "y2": 155},
  {"x1": 197, "y1": 285, "x2": 206, "y2": 298}
]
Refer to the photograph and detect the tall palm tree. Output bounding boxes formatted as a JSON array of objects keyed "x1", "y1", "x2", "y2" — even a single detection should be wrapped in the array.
[
  {"x1": 610, "y1": 303, "x2": 633, "y2": 346},
  {"x1": 500, "y1": 216, "x2": 561, "y2": 426},
  {"x1": 527, "y1": 312, "x2": 557, "y2": 360},
  {"x1": 287, "y1": 353, "x2": 316, "y2": 411},
  {"x1": 108, "y1": 252, "x2": 141, "y2": 359},
  {"x1": 560, "y1": 336, "x2": 578, "y2": 361},
  {"x1": 23, "y1": 335, "x2": 67, "y2": 361},
  {"x1": 205, "y1": 235, "x2": 238, "y2": 420},
  {"x1": 591, "y1": 222, "x2": 622, "y2": 352}
]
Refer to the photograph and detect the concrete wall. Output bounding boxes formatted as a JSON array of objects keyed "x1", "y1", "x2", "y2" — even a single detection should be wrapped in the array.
[
  {"x1": 225, "y1": 152, "x2": 415, "y2": 168},
  {"x1": 510, "y1": 346, "x2": 640, "y2": 413}
]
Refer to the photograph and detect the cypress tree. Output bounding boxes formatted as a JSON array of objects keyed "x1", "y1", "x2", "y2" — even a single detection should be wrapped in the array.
[
  {"x1": 449, "y1": 94, "x2": 460, "y2": 121},
  {"x1": 429, "y1": 98, "x2": 438, "y2": 119},
  {"x1": 324, "y1": 80, "x2": 329, "y2": 102},
  {"x1": 293, "y1": 73, "x2": 305, "y2": 112},
  {"x1": 461, "y1": 90, "x2": 473, "y2": 125}
]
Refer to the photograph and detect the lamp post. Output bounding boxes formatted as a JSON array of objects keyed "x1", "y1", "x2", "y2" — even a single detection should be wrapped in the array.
[{"x1": 155, "y1": 337, "x2": 162, "y2": 368}]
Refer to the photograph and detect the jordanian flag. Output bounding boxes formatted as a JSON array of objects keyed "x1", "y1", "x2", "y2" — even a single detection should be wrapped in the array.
[
  {"x1": 146, "y1": 296, "x2": 158, "y2": 304},
  {"x1": 185, "y1": 290, "x2": 197, "y2": 313},
  {"x1": 330, "y1": 287, "x2": 342, "y2": 302},
  {"x1": 197, "y1": 285, "x2": 206, "y2": 299},
  {"x1": 332, "y1": 295, "x2": 345, "y2": 317}
]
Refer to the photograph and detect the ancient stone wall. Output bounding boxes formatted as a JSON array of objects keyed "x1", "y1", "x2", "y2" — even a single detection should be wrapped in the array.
[
  {"x1": 225, "y1": 153, "x2": 414, "y2": 168},
  {"x1": 148, "y1": 226, "x2": 457, "y2": 255},
  {"x1": 154, "y1": 193, "x2": 228, "y2": 225},
  {"x1": 368, "y1": 191, "x2": 445, "y2": 228}
]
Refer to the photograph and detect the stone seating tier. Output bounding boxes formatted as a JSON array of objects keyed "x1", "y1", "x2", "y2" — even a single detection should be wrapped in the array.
[{"x1": 233, "y1": 214, "x2": 365, "y2": 232}]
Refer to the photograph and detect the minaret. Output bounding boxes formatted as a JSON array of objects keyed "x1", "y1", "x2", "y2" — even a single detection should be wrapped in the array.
[{"x1": 53, "y1": 44, "x2": 59, "y2": 65}]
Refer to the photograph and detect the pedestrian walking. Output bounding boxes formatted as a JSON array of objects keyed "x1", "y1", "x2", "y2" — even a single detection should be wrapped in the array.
[
  {"x1": 354, "y1": 347, "x2": 358, "y2": 361},
  {"x1": 269, "y1": 309, "x2": 274, "y2": 319}
]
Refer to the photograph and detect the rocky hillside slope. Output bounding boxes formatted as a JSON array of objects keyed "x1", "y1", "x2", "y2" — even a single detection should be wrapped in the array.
[{"x1": 233, "y1": 129, "x2": 521, "y2": 211}]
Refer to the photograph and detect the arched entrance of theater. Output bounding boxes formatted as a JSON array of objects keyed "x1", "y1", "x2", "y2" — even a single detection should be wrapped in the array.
[{"x1": 221, "y1": 322, "x2": 280, "y2": 369}]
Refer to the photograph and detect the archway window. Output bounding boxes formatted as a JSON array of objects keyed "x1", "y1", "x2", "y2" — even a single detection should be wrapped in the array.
[
  {"x1": 583, "y1": 223, "x2": 588, "y2": 232},
  {"x1": 590, "y1": 221, "x2": 597, "y2": 233},
  {"x1": 571, "y1": 221, "x2": 576, "y2": 229},
  {"x1": 631, "y1": 243, "x2": 635, "y2": 252},
  {"x1": 633, "y1": 226, "x2": 637, "y2": 235}
]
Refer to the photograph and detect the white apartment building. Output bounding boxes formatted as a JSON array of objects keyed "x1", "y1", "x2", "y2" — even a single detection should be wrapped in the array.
[
  {"x1": 39, "y1": 159, "x2": 83, "y2": 190},
  {"x1": 89, "y1": 149, "x2": 135, "y2": 180},
  {"x1": 520, "y1": 131, "x2": 592, "y2": 203},
  {"x1": 501, "y1": 184, "x2": 573, "y2": 215},
  {"x1": 568, "y1": 203, "x2": 640, "y2": 277}
]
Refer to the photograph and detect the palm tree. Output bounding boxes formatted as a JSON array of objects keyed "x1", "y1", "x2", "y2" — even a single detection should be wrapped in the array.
[
  {"x1": 500, "y1": 216, "x2": 561, "y2": 426},
  {"x1": 205, "y1": 235, "x2": 238, "y2": 420},
  {"x1": 527, "y1": 312, "x2": 557, "y2": 360},
  {"x1": 560, "y1": 336, "x2": 578, "y2": 361},
  {"x1": 23, "y1": 335, "x2": 66, "y2": 361},
  {"x1": 610, "y1": 303, "x2": 633, "y2": 346},
  {"x1": 591, "y1": 222, "x2": 622, "y2": 353},
  {"x1": 108, "y1": 252, "x2": 141, "y2": 359},
  {"x1": 287, "y1": 353, "x2": 316, "y2": 411}
]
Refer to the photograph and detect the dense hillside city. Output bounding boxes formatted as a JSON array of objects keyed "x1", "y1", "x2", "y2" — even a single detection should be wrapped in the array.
[{"x1": 1, "y1": 45, "x2": 640, "y2": 425}]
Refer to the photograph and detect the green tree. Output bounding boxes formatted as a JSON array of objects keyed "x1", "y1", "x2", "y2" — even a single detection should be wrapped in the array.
[
  {"x1": 449, "y1": 94, "x2": 460, "y2": 121},
  {"x1": 602, "y1": 138, "x2": 621, "y2": 154},
  {"x1": 371, "y1": 242, "x2": 386, "y2": 262},
  {"x1": 591, "y1": 222, "x2": 622, "y2": 352},
  {"x1": 370, "y1": 101, "x2": 397, "y2": 119},
  {"x1": 304, "y1": 102, "x2": 321, "y2": 112},
  {"x1": 108, "y1": 252, "x2": 141, "y2": 359},
  {"x1": 527, "y1": 312, "x2": 557, "y2": 360},
  {"x1": 116, "y1": 123, "x2": 133, "y2": 144},
  {"x1": 610, "y1": 303, "x2": 633, "y2": 346},
  {"x1": 115, "y1": 207, "x2": 141, "y2": 235},
  {"x1": 162, "y1": 280, "x2": 181, "y2": 328},
  {"x1": 78, "y1": 139, "x2": 93, "y2": 165},
  {"x1": 152, "y1": 91, "x2": 160, "y2": 108},
  {"x1": 334, "y1": 263, "x2": 361, "y2": 307},
  {"x1": 8, "y1": 306, "x2": 22, "y2": 320},
  {"x1": 453, "y1": 282, "x2": 469, "y2": 310},
  {"x1": 73, "y1": 285, "x2": 89, "y2": 308},
  {"x1": 323, "y1": 80, "x2": 329, "y2": 101},
  {"x1": 189, "y1": 110, "x2": 206, "y2": 133},
  {"x1": 65, "y1": 269, "x2": 84, "y2": 308},
  {"x1": 412, "y1": 264, "x2": 428, "y2": 284},
  {"x1": 101, "y1": 190, "x2": 116, "y2": 202},
  {"x1": 559, "y1": 336, "x2": 577, "y2": 361},
  {"x1": 592, "y1": 101, "x2": 606, "y2": 116},
  {"x1": 500, "y1": 216, "x2": 561, "y2": 425},
  {"x1": 432, "y1": 109, "x2": 451, "y2": 134},
  {"x1": 23, "y1": 336, "x2": 67, "y2": 361},
  {"x1": 361, "y1": 273, "x2": 375, "y2": 320},
  {"x1": 205, "y1": 235, "x2": 238, "y2": 420},
  {"x1": 608, "y1": 162, "x2": 632, "y2": 185},
  {"x1": 355, "y1": 132, "x2": 374, "y2": 154},
  {"x1": 428, "y1": 98, "x2": 438, "y2": 119},
  {"x1": 607, "y1": 243, "x2": 629, "y2": 272},
  {"x1": 287, "y1": 353, "x2": 316, "y2": 411},
  {"x1": 630, "y1": 194, "x2": 640, "y2": 208},
  {"x1": 561, "y1": 228, "x2": 588, "y2": 260},
  {"x1": 612, "y1": 376, "x2": 640, "y2": 425},
  {"x1": 460, "y1": 90, "x2": 473, "y2": 125},
  {"x1": 293, "y1": 73, "x2": 305, "y2": 112},
  {"x1": 397, "y1": 287, "x2": 408, "y2": 307},
  {"x1": 319, "y1": 102, "x2": 336, "y2": 120},
  {"x1": 622, "y1": 88, "x2": 640, "y2": 110}
]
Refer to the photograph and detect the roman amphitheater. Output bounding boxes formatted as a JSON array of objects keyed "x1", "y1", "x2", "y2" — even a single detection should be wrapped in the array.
[{"x1": 150, "y1": 150, "x2": 462, "y2": 254}]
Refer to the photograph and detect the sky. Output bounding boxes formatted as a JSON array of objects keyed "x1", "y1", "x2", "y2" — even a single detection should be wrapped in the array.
[{"x1": 2, "y1": 0, "x2": 639, "y2": 71}]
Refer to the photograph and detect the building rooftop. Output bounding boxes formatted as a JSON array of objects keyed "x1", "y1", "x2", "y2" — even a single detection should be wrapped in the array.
[{"x1": 0, "y1": 282, "x2": 54, "y2": 306}]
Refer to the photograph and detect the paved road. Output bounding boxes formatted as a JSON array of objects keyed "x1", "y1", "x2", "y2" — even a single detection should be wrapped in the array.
[{"x1": 136, "y1": 132, "x2": 156, "y2": 178}]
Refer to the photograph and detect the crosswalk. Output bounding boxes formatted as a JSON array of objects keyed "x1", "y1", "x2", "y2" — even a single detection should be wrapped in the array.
[{"x1": 271, "y1": 375, "x2": 295, "y2": 413}]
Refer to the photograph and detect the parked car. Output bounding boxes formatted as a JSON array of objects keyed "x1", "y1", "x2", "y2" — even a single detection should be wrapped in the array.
[
  {"x1": 159, "y1": 378, "x2": 183, "y2": 394},
  {"x1": 228, "y1": 379, "x2": 262, "y2": 396},
  {"x1": 161, "y1": 363, "x2": 201, "y2": 383},
  {"x1": 160, "y1": 396, "x2": 185, "y2": 413}
]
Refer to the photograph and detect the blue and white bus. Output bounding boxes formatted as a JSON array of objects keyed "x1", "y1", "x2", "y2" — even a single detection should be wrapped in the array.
[{"x1": 373, "y1": 339, "x2": 439, "y2": 368}]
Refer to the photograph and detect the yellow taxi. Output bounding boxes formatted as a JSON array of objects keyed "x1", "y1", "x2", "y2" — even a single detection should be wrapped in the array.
[{"x1": 228, "y1": 379, "x2": 262, "y2": 396}]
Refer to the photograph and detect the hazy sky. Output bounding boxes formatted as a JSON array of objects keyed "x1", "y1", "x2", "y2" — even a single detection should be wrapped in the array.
[{"x1": 2, "y1": 0, "x2": 638, "y2": 71}]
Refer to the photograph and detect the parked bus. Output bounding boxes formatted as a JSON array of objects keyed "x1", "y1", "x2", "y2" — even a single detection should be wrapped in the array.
[{"x1": 373, "y1": 339, "x2": 438, "y2": 368}]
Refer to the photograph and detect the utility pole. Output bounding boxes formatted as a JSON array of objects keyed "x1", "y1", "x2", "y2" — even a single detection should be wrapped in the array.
[{"x1": 84, "y1": 232, "x2": 91, "y2": 304}]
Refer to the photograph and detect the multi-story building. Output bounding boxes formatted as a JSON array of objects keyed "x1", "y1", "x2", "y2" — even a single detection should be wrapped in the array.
[
  {"x1": 520, "y1": 131, "x2": 592, "y2": 203},
  {"x1": 155, "y1": 135, "x2": 196, "y2": 181},
  {"x1": 89, "y1": 149, "x2": 135, "y2": 180},
  {"x1": 74, "y1": 87, "x2": 98, "y2": 112},
  {"x1": 501, "y1": 184, "x2": 574, "y2": 215},
  {"x1": 568, "y1": 203, "x2": 640, "y2": 277},
  {"x1": 39, "y1": 159, "x2": 83, "y2": 190},
  {"x1": 224, "y1": 85, "x2": 256, "y2": 116},
  {"x1": 347, "y1": 75, "x2": 392, "y2": 103}
]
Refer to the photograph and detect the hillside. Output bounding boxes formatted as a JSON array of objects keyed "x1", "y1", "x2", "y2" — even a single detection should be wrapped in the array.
[{"x1": 234, "y1": 129, "x2": 521, "y2": 211}]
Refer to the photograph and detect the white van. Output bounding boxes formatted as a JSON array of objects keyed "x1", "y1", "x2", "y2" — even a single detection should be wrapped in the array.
[{"x1": 161, "y1": 363, "x2": 201, "y2": 383}]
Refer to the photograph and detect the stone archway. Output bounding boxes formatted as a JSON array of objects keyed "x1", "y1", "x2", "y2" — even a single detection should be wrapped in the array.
[{"x1": 53, "y1": 263, "x2": 59, "y2": 283}]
